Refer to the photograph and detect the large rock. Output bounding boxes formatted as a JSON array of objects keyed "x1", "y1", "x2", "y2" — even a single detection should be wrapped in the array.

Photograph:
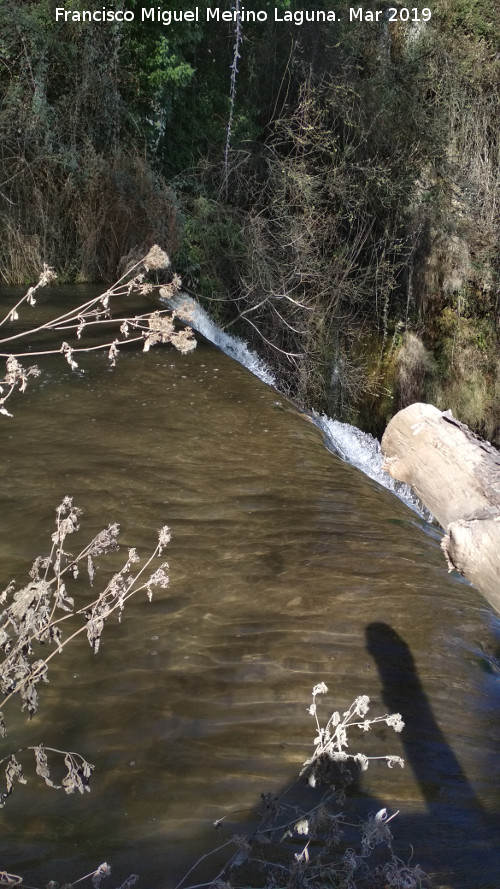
[{"x1": 381, "y1": 402, "x2": 500, "y2": 614}]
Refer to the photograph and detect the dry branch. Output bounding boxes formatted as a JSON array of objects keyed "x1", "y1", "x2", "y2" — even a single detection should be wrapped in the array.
[{"x1": 0, "y1": 246, "x2": 195, "y2": 416}]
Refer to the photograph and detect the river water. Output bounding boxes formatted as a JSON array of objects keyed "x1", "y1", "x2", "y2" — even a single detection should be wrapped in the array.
[{"x1": 0, "y1": 288, "x2": 499, "y2": 889}]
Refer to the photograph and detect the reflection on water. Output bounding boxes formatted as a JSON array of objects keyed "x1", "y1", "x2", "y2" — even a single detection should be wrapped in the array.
[{"x1": 0, "y1": 291, "x2": 499, "y2": 888}]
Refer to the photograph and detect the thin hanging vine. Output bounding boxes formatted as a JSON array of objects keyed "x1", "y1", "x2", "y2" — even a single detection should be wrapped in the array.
[{"x1": 222, "y1": 0, "x2": 242, "y2": 197}]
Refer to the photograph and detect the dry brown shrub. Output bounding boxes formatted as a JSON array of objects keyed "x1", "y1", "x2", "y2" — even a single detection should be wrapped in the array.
[
  {"x1": 0, "y1": 148, "x2": 180, "y2": 283},
  {"x1": 74, "y1": 147, "x2": 180, "y2": 281}
]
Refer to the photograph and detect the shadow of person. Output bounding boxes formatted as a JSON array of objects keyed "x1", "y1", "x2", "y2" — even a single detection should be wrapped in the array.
[
  {"x1": 180, "y1": 626, "x2": 500, "y2": 889},
  {"x1": 365, "y1": 621, "x2": 500, "y2": 885},
  {"x1": 366, "y1": 621, "x2": 481, "y2": 812},
  {"x1": 227, "y1": 624, "x2": 500, "y2": 888}
]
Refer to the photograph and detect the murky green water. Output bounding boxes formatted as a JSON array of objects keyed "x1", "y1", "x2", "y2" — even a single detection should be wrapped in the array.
[{"x1": 0, "y1": 289, "x2": 499, "y2": 888}]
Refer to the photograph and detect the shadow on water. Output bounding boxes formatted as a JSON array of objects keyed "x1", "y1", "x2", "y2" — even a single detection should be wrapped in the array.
[
  {"x1": 365, "y1": 623, "x2": 500, "y2": 887},
  {"x1": 1, "y1": 289, "x2": 499, "y2": 889},
  {"x1": 366, "y1": 622, "x2": 482, "y2": 813},
  {"x1": 201, "y1": 623, "x2": 500, "y2": 889}
]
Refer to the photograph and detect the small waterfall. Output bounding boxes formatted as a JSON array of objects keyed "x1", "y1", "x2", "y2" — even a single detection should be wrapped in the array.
[
  {"x1": 167, "y1": 293, "x2": 276, "y2": 386},
  {"x1": 311, "y1": 412, "x2": 432, "y2": 520},
  {"x1": 164, "y1": 292, "x2": 431, "y2": 519}
]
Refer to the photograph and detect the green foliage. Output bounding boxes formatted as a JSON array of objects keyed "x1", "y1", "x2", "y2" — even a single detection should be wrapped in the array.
[
  {"x1": 427, "y1": 294, "x2": 500, "y2": 440},
  {"x1": 181, "y1": 53, "x2": 436, "y2": 412},
  {"x1": 177, "y1": 193, "x2": 245, "y2": 301},
  {"x1": 437, "y1": 0, "x2": 500, "y2": 44},
  {"x1": 1, "y1": 0, "x2": 500, "y2": 433}
]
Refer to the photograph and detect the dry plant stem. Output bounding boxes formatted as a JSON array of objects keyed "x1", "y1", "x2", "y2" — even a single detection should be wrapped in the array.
[
  {"x1": 0, "y1": 501, "x2": 171, "y2": 819},
  {"x1": 178, "y1": 687, "x2": 426, "y2": 889},
  {"x1": 33, "y1": 310, "x2": 171, "y2": 336},
  {"x1": 19, "y1": 860, "x2": 123, "y2": 889},
  {"x1": 302, "y1": 685, "x2": 405, "y2": 780},
  {"x1": 238, "y1": 315, "x2": 305, "y2": 359},
  {"x1": 0, "y1": 256, "x2": 144, "y2": 343},
  {"x1": 222, "y1": 0, "x2": 242, "y2": 196},
  {"x1": 0, "y1": 292, "x2": 108, "y2": 347},
  {"x1": 1, "y1": 311, "x2": 181, "y2": 360},
  {"x1": 0, "y1": 745, "x2": 86, "y2": 769},
  {"x1": 0, "y1": 499, "x2": 171, "y2": 722},
  {"x1": 0, "y1": 265, "x2": 57, "y2": 332},
  {"x1": 63, "y1": 862, "x2": 111, "y2": 887},
  {"x1": 0, "y1": 871, "x2": 22, "y2": 888},
  {"x1": 1, "y1": 246, "x2": 193, "y2": 415},
  {"x1": 2, "y1": 336, "x2": 145, "y2": 360},
  {"x1": 172, "y1": 840, "x2": 234, "y2": 889},
  {"x1": 0, "y1": 538, "x2": 166, "y2": 711},
  {"x1": 0, "y1": 248, "x2": 174, "y2": 349},
  {"x1": 1, "y1": 529, "x2": 101, "y2": 636}
]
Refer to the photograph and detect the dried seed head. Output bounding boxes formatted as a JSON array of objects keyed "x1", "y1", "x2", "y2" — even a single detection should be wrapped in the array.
[
  {"x1": 38, "y1": 264, "x2": 58, "y2": 288},
  {"x1": 143, "y1": 245, "x2": 170, "y2": 271},
  {"x1": 354, "y1": 695, "x2": 370, "y2": 717},
  {"x1": 386, "y1": 712, "x2": 405, "y2": 732},
  {"x1": 108, "y1": 341, "x2": 119, "y2": 367},
  {"x1": 60, "y1": 342, "x2": 78, "y2": 371},
  {"x1": 170, "y1": 327, "x2": 196, "y2": 354},
  {"x1": 158, "y1": 526, "x2": 172, "y2": 553},
  {"x1": 92, "y1": 862, "x2": 111, "y2": 889},
  {"x1": 147, "y1": 565, "x2": 169, "y2": 591},
  {"x1": 386, "y1": 755, "x2": 405, "y2": 768},
  {"x1": 88, "y1": 524, "x2": 120, "y2": 557}
]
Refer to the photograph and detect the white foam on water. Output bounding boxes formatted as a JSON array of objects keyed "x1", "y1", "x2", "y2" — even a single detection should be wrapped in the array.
[
  {"x1": 164, "y1": 292, "x2": 276, "y2": 387},
  {"x1": 311, "y1": 412, "x2": 431, "y2": 519},
  {"x1": 164, "y1": 292, "x2": 430, "y2": 518}
]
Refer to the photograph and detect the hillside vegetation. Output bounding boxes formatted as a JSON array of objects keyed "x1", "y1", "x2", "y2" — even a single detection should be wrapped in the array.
[{"x1": 1, "y1": 0, "x2": 499, "y2": 439}]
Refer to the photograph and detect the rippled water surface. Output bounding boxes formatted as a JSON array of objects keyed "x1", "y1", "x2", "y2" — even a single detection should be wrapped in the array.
[{"x1": 0, "y1": 289, "x2": 499, "y2": 888}]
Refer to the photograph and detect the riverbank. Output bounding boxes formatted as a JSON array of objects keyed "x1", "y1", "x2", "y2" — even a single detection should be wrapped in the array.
[{"x1": 2, "y1": 2, "x2": 499, "y2": 443}]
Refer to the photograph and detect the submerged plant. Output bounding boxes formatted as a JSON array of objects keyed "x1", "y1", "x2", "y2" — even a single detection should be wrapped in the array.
[{"x1": 0, "y1": 861, "x2": 138, "y2": 889}]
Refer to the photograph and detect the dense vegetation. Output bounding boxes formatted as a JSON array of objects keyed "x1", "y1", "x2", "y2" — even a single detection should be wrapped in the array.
[{"x1": 1, "y1": 0, "x2": 499, "y2": 439}]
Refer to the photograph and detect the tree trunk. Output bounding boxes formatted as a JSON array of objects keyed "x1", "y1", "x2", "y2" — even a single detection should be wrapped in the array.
[{"x1": 381, "y1": 402, "x2": 500, "y2": 614}]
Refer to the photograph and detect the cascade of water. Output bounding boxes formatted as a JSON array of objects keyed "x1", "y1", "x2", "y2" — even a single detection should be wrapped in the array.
[
  {"x1": 168, "y1": 293, "x2": 276, "y2": 386},
  {"x1": 164, "y1": 293, "x2": 431, "y2": 519},
  {"x1": 310, "y1": 412, "x2": 432, "y2": 520}
]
